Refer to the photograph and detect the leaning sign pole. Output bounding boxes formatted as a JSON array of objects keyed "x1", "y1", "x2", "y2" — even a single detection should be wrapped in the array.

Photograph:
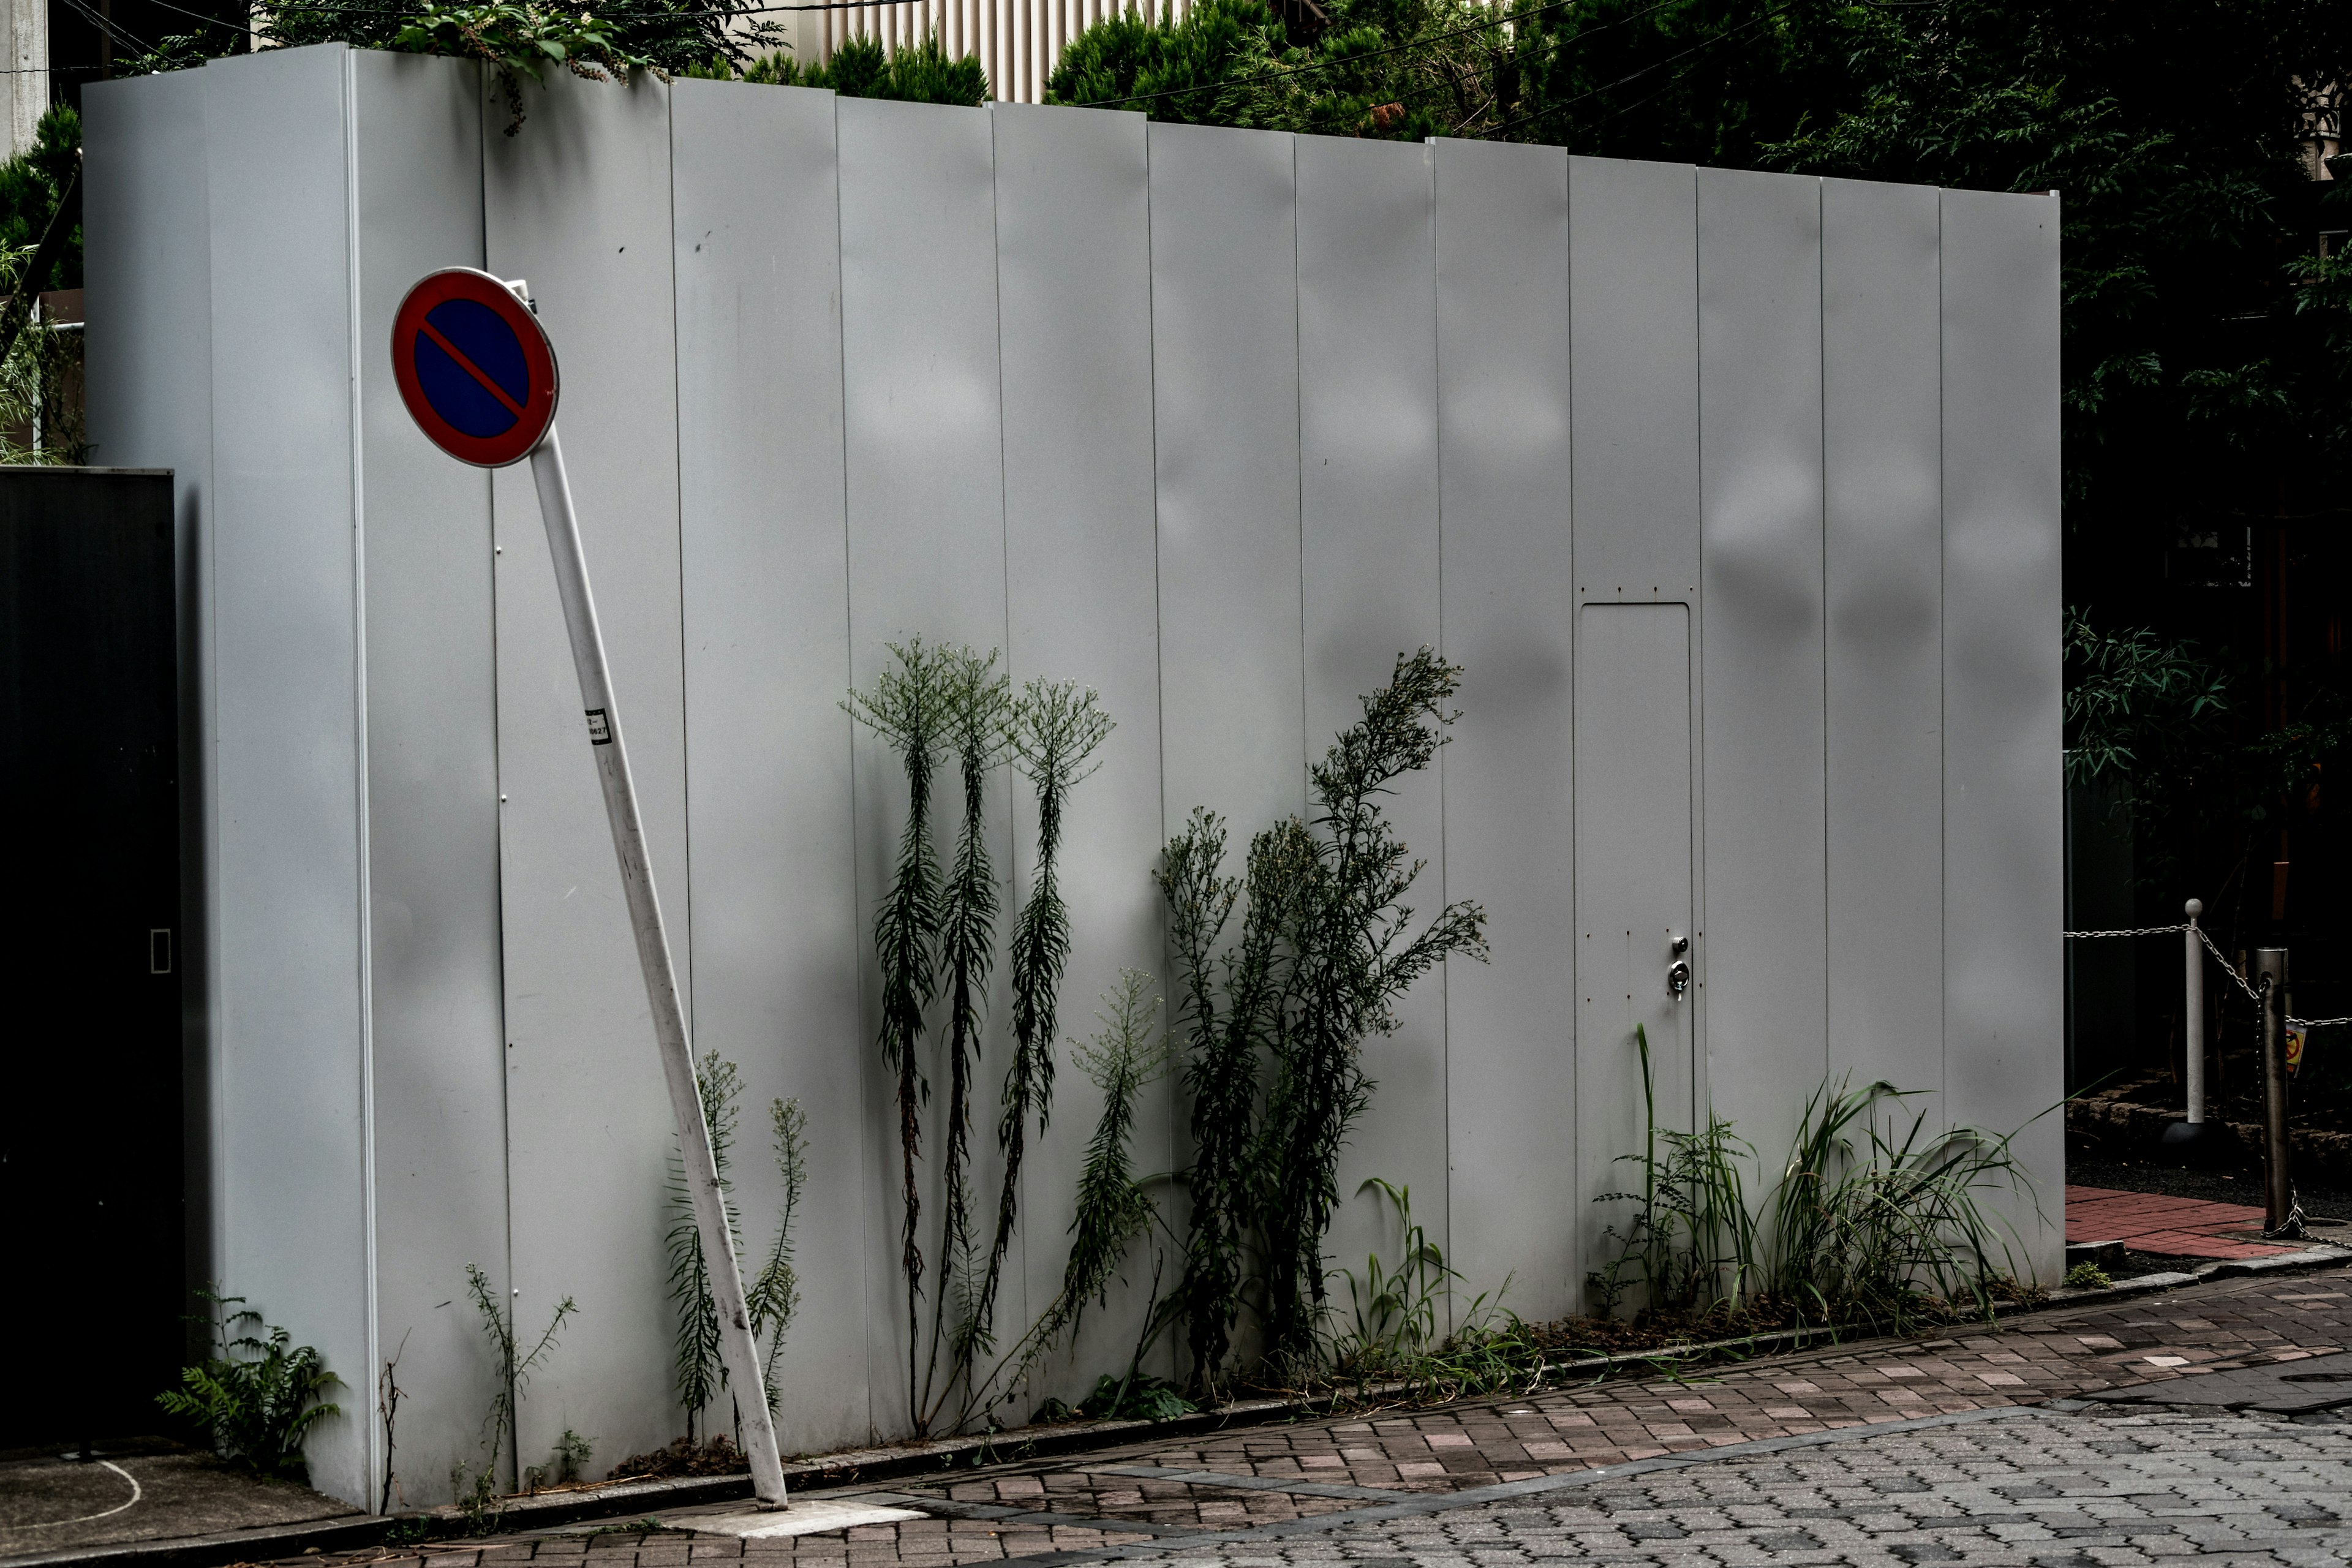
[{"x1": 391, "y1": 268, "x2": 791, "y2": 1509}]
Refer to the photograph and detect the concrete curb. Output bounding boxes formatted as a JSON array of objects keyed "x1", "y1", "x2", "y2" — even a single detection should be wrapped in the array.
[{"x1": 17, "y1": 1244, "x2": 2348, "y2": 1568}]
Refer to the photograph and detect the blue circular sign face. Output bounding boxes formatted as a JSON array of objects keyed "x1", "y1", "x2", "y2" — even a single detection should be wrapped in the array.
[{"x1": 392, "y1": 269, "x2": 559, "y2": 467}]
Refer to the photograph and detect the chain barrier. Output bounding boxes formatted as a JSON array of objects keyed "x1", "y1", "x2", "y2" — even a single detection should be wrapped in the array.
[{"x1": 2064, "y1": 922, "x2": 2352, "y2": 1030}]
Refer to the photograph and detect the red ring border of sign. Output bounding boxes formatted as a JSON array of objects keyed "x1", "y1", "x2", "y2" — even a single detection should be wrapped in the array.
[{"x1": 391, "y1": 267, "x2": 559, "y2": 469}]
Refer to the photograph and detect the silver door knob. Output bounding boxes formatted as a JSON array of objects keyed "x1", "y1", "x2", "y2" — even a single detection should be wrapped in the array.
[{"x1": 1667, "y1": 960, "x2": 1692, "y2": 996}]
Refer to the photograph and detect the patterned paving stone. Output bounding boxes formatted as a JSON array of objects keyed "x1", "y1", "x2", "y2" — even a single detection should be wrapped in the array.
[
  {"x1": 273, "y1": 1264, "x2": 2352, "y2": 1568},
  {"x1": 1123, "y1": 1411, "x2": 2352, "y2": 1568}
]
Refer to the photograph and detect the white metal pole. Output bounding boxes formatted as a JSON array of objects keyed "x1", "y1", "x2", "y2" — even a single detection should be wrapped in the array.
[
  {"x1": 2185, "y1": 898, "x2": 2204, "y2": 1126},
  {"x1": 527, "y1": 429, "x2": 790, "y2": 1509}
]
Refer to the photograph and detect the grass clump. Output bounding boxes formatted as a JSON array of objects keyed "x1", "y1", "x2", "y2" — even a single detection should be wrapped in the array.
[
  {"x1": 1578, "y1": 1025, "x2": 2051, "y2": 1342},
  {"x1": 2064, "y1": 1261, "x2": 2114, "y2": 1291}
]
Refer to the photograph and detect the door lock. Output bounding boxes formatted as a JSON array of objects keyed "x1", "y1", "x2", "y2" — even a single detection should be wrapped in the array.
[{"x1": 1667, "y1": 932, "x2": 1691, "y2": 997}]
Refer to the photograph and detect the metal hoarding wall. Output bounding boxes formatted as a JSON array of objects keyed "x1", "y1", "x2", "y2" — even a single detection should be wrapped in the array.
[
  {"x1": 484, "y1": 69, "x2": 696, "y2": 1472},
  {"x1": 1822, "y1": 177, "x2": 1946, "y2": 1101},
  {"x1": 349, "y1": 51, "x2": 511, "y2": 1502},
  {"x1": 1430, "y1": 137, "x2": 1576, "y2": 1314},
  {"x1": 197, "y1": 47, "x2": 374, "y2": 1509},
  {"x1": 836, "y1": 90, "x2": 1014, "y2": 1439},
  {"x1": 85, "y1": 50, "x2": 2065, "y2": 1507},
  {"x1": 1294, "y1": 134, "x2": 1448, "y2": 1291},
  {"x1": 1695, "y1": 167, "x2": 1828, "y2": 1189},
  {"x1": 671, "y1": 80, "x2": 872, "y2": 1454},
  {"x1": 1567, "y1": 155, "x2": 1702, "y2": 1300},
  {"x1": 989, "y1": 99, "x2": 1172, "y2": 1389},
  {"x1": 1940, "y1": 187, "x2": 2066, "y2": 1252}
]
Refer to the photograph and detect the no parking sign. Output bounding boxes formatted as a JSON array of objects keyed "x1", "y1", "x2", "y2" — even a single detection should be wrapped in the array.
[
  {"x1": 391, "y1": 268, "x2": 558, "y2": 467},
  {"x1": 388, "y1": 266, "x2": 791, "y2": 1511}
]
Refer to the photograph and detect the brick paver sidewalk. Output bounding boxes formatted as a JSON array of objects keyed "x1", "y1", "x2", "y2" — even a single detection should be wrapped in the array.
[
  {"x1": 2064, "y1": 1184, "x2": 2294, "y2": 1260},
  {"x1": 261, "y1": 1261, "x2": 2352, "y2": 1568}
]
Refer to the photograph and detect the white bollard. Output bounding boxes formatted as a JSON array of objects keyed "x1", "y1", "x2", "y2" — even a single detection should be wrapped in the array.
[{"x1": 2185, "y1": 898, "x2": 2205, "y2": 1126}]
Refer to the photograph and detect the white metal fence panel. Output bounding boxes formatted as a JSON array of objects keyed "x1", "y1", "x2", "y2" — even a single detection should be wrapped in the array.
[
  {"x1": 350, "y1": 50, "x2": 509, "y2": 1504},
  {"x1": 1295, "y1": 134, "x2": 1447, "y2": 1287},
  {"x1": 1941, "y1": 186, "x2": 2065, "y2": 1278},
  {"x1": 1822, "y1": 177, "x2": 1945, "y2": 1099},
  {"x1": 1429, "y1": 137, "x2": 1576, "y2": 1317},
  {"x1": 1147, "y1": 120, "x2": 1306, "y2": 848},
  {"x1": 200, "y1": 45, "x2": 375, "y2": 1509},
  {"x1": 669, "y1": 78, "x2": 872, "y2": 1455},
  {"x1": 989, "y1": 97, "x2": 1171, "y2": 1390},
  {"x1": 836, "y1": 93, "x2": 1014, "y2": 1435},
  {"x1": 484, "y1": 69, "x2": 693, "y2": 1475},
  {"x1": 1695, "y1": 167, "x2": 1827, "y2": 1183},
  {"x1": 1569, "y1": 155, "x2": 1700, "y2": 1292}
]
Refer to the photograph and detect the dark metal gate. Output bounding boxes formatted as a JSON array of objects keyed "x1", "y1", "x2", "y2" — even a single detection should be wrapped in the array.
[{"x1": 0, "y1": 467, "x2": 183, "y2": 1446}]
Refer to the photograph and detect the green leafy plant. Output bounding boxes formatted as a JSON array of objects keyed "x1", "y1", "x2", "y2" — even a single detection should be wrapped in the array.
[
  {"x1": 665, "y1": 1055, "x2": 745, "y2": 1437},
  {"x1": 451, "y1": 1262, "x2": 575, "y2": 1531},
  {"x1": 924, "y1": 648, "x2": 1014, "y2": 1423},
  {"x1": 156, "y1": 1291, "x2": 341, "y2": 1480},
  {"x1": 0, "y1": 105, "x2": 78, "y2": 288},
  {"x1": 2063, "y1": 607, "x2": 2229, "y2": 794},
  {"x1": 1330, "y1": 1180, "x2": 1489, "y2": 1371},
  {"x1": 2063, "y1": 1261, "x2": 2114, "y2": 1290},
  {"x1": 846, "y1": 637, "x2": 952, "y2": 1428},
  {"x1": 666, "y1": 1062, "x2": 807, "y2": 1431},
  {"x1": 1158, "y1": 808, "x2": 1292, "y2": 1393},
  {"x1": 746, "y1": 1096, "x2": 808, "y2": 1415},
  {"x1": 1076, "y1": 1371, "x2": 1195, "y2": 1421},
  {"x1": 1158, "y1": 649, "x2": 1488, "y2": 1387},
  {"x1": 691, "y1": 32, "x2": 990, "y2": 104},
  {"x1": 1322, "y1": 1179, "x2": 1513, "y2": 1403},
  {"x1": 962, "y1": 681, "x2": 1114, "y2": 1397},
  {"x1": 393, "y1": 1, "x2": 661, "y2": 134},
  {"x1": 848, "y1": 643, "x2": 1115, "y2": 1436},
  {"x1": 1580, "y1": 1038, "x2": 2046, "y2": 1338},
  {"x1": 970, "y1": 970, "x2": 1174, "y2": 1423},
  {"x1": 522, "y1": 1428, "x2": 594, "y2": 1493}
]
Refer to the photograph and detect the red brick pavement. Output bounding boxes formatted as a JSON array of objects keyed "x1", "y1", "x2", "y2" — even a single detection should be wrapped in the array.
[
  {"x1": 2064, "y1": 1183, "x2": 2293, "y2": 1259},
  {"x1": 262, "y1": 1261, "x2": 2352, "y2": 1568}
]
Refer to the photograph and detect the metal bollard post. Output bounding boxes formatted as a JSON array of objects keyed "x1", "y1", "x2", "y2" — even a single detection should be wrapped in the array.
[
  {"x1": 2185, "y1": 899, "x2": 2205, "y2": 1126},
  {"x1": 2254, "y1": 947, "x2": 2302, "y2": 1238}
]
